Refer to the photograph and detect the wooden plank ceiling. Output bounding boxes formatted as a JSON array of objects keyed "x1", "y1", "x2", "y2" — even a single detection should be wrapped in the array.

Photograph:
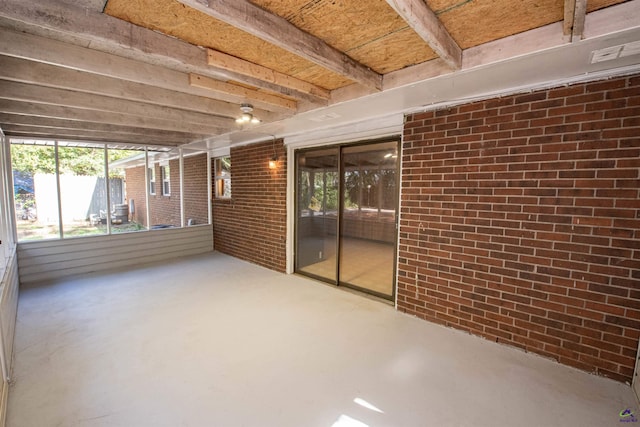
[{"x1": 0, "y1": 0, "x2": 630, "y2": 146}]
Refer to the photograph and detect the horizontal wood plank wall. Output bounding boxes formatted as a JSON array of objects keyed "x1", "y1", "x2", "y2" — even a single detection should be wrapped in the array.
[
  {"x1": 0, "y1": 248, "x2": 19, "y2": 426},
  {"x1": 0, "y1": 376, "x2": 5, "y2": 427},
  {"x1": 399, "y1": 74, "x2": 640, "y2": 383},
  {"x1": 17, "y1": 225, "x2": 213, "y2": 284}
]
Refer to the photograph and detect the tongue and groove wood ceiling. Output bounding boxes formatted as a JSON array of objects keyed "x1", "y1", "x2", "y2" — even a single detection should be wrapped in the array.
[{"x1": 0, "y1": 0, "x2": 632, "y2": 146}]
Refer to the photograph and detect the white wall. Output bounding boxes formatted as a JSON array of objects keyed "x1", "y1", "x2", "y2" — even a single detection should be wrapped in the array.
[
  {"x1": 17, "y1": 225, "x2": 214, "y2": 285},
  {"x1": 0, "y1": 130, "x2": 18, "y2": 427},
  {"x1": 0, "y1": 252, "x2": 18, "y2": 426}
]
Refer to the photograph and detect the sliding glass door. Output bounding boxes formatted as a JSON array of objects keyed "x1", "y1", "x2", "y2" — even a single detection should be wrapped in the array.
[
  {"x1": 295, "y1": 148, "x2": 339, "y2": 283},
  {"x1": 295, "y1": 140, "x2": 399, "y2": 300},
  {"x1": 339, "y1": 141, "x2": 398, "y2": 297}
]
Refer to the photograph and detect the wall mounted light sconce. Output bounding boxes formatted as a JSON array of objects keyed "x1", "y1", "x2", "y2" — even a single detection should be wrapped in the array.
[
  {"x1": 268, "y1": 135, "x2": 278, "y2": 169},
  {"x1": 268, "y1": 156, "x2": 278, "y2": 169},
  {"x1": 235, "y1": 103, "x2": 261, "y2": 124}
]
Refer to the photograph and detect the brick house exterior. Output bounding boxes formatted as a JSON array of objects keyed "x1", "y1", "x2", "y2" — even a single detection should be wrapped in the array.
[
  {"x1": 397, "y1": 74, "x2": 640, "y2": 382},
  {"x1": 124, "y1": 153, "x2": 209, "y2": 227},
  {"x1": 212, "y1": 139, "x2": 287, "y2": 272},
  {"x1": 119, "y1": 75, "x2": 640, "y2": 384}
]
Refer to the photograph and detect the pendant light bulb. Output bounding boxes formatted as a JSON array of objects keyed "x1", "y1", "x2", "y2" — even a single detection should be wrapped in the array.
[
  {"x1": 237, "y1": 103, "x2": 260, "y2": 125},
  {"x1": 268, "y1": 156, "x2": 277, "y2": 169}
]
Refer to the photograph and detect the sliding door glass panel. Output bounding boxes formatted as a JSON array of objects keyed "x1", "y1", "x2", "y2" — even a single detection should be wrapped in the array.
[
  {"x1": 296, "y1": 148, "x2": 339, "y2": 282},
  {"x1": 340, "y1": 141, "x2": 398, "y2": 298}
]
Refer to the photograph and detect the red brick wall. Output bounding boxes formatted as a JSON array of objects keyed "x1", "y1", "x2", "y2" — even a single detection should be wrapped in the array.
[
  {"x1": 149, "y1": 160, "x2": 180, "y2": 227},
  {"x1": 212, "y1": 139, "x2": 287, "y2": 272},
  {"x1": 183, "y1": 153, "x2": 209, "y2": 226},
  {"x1": 398, "y1": 74, "x2": 640, "y2": 382},
  {"x1": 124, "y1": 154, "x2": 209, "y2": 227},
  {"x1": 125, "y1": 166, "x2": 147, "y2": 226}
]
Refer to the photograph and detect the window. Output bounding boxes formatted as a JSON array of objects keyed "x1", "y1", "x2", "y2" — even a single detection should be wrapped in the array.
[
  {"x1": 214, "y1": 156, "x2": 231, "y2": 199},
  {"x1": 148, "y1": 166, "x2": 156, "y2": 195},
  {"x1": 161, "y1": 165, "x2": 170, "y2": 196},
  {"x1": 58, "y1": 145, "x2": 107, "y2": 238},
  {"x1": 11, "y1": 143, "x2": 60, "y2": 240},
  {"x1": 109, "y1": 149, "x2": 147, "y2": 234},
  {"x1": 0, "y1": 134, "x2": 16, "y2": 268},
  {"x1": 10, "y1": 141, "x2": 154, "y2": 240},
  {"x1": 9, "y1": 140, "x2": 210, "y2": 241}
]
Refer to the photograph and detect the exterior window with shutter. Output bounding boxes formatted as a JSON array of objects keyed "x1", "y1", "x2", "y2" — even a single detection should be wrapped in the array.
[
  {"x1": 148, "y1": 167, "x2": 156, "y2": 195},
  {"x1": 161, "y1": 165, "x2": 170, "y2": 196}
]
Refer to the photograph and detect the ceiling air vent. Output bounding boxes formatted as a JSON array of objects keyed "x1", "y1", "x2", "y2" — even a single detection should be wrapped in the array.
[{"x1": 591, "y1": 40, "x2": 640, "y2": 63}]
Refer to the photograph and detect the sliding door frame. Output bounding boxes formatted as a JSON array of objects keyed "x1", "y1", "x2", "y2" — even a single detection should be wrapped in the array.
[
  {"x1": 294, "y1": 137, "x2": 401, "y2": 301},
  {"x1": 293, "y1": 145, "x2": 339, "y2": 284}
]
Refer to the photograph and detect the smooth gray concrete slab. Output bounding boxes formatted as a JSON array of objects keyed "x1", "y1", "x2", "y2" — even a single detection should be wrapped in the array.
[{"x1": 7, "y1": 253, "x2": 639, "y2": 426}]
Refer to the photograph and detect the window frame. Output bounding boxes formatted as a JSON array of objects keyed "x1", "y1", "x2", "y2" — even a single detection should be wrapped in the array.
[
  {"x1": 0, "y1": 134, "x2": 16, "y2": 268},
  {"x1": 9, "y1": 140, "x2": 211, "y2": 242},
  {"x1": 148, "y1": 166, "x2": 156, "y2": 195},
  {"x1": 214, "y1": 156, "x2": 231, "y2": 199},
  {"x1": 160, "y1": 165, "x2": 170, "y2": 196}
]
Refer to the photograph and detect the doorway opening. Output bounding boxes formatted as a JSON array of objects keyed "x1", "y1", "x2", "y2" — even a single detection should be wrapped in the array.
[{"x1": 295, "y1": 139, "x2": 399, "y2": 300}]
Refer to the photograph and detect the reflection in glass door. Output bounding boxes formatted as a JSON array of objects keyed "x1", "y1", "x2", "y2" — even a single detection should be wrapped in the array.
[
  {"x1": 295, "y1": 140, "x2": 399, "y2": 300},
  {"x1": 295, "y1": 148, "x2": 339, "y2": 283},
  {"x1": 340, "y1": 142, "x2": 398, "y2": 298}
]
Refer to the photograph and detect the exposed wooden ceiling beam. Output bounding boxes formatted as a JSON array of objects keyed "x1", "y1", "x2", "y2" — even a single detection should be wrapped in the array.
[
  {"x1": 0, "y1": 100, "x2": 226, "y2": 136},
  {"x1": 1, "y1": 125, "x2": 190, "y2": 146},
  {"x1": 0, "y1": 0, "x2": 324, "y2": 106},
  {"x1": 0, "y1": 80, "x2": 233, "y2": 130},
  {"x1": 0, "y1": 55, "x2": 285, "y2": 122},
  {"x1": 207, "y1": 49, "x2": 331, "y2": 101},
  {"x1": 572, "y1": 0, "x2": 588, "y2": 41},
  {"x1": 564, "y1": 0, "x2": 587, "y2": 41},
  {"x1": 0, "y1": 28, "x2": 292, "y2": 117},
  {"x1": 385, "y1": 0, "x2": 462, "y2": 70},
  {"x1": 1, "y1": 49, "x2": 296, "y2": 114},
  {"x1": 563, "y1": 0, "x2": 576, "y2": 36},
  {"x1": 383, "y1": 58, "x2": 453, "y2": 91},
  {"x1": 0, "y1": 113, "x2": 205, "y2": 141},
  {"x1": 3, "y1": 129, "x2": 182, "y2": 146},
  {"x1": 61, "y1": 0, "x2": 108, "y2": 13},
  {"x1": 188, "y1": 73, "x2": 296, "y2": 111},
  {"x1": 175, "y1": 0, "x2": 382, "y2": 91}
]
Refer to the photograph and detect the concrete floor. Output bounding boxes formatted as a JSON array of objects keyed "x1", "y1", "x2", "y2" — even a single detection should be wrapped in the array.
[{"x1": 7, "y1": 252, "x2": 638, "y2": 426}]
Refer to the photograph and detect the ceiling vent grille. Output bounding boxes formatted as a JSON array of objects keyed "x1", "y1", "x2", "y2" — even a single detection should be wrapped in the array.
[{"x1": 591, "y1": 40, "x2": 640, "y2": 63}]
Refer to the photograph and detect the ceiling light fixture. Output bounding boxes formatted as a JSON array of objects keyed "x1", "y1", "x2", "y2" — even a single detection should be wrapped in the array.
[{"x1": 235, "y1": 103, "x2": 261, "y2": 124}]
